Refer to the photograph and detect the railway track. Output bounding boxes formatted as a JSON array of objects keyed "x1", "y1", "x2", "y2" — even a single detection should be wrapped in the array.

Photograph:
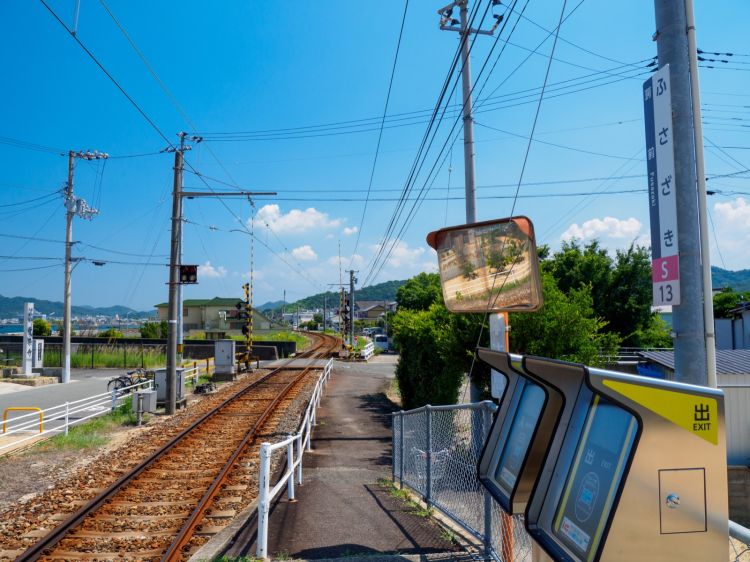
[{"x1": 9, "y1": 332, "x2": 339, "y2": 562}]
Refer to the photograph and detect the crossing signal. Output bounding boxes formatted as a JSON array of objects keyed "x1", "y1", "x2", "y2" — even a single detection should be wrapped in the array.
[{"x1": 179, "y1": 265, "x2": 198, "y2": 284}]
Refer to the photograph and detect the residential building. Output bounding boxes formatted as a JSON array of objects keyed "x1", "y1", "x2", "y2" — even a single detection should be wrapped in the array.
[{"x1": 154, "y1": 297, "x2": 277, "y2": 332}]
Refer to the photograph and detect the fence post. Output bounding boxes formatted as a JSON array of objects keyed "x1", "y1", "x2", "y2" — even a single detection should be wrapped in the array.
[
  {"x1": 391, "y1": 413, "x2": 396, "y2": 484},
  {"x1": 426, "y1": 405, "x2": 433, "y2": 505},
  {"x1": 91, "y1": 346, "x2": 94, "y2": 369},
  {"x1": 482, "y1": 404, "x2": 493, "y2": 559},
  {"x1": 141, "y1": 343, "x2": 145, "y2": 368},
  {"x1": 257, "y1": 442, "x2": 272, "y2": 559},
  {"x1": 64, "y1": 402, "x2": 69, "y2": 436},
  {"x1": 111, "y1": 388, "x2": 117, "y2": 412},
  {"x1": 399, "y1": 411, "x2": 405, "y2": 489},
  {"x1": 296, "y1": 434, "x2": 303, "y2": 485},
  {"x1": 287, "y1": 437, "x2": 296, "y2": 501},
  {"x1": 123, "y1": 345, "x2": 127, "y2": 368}
]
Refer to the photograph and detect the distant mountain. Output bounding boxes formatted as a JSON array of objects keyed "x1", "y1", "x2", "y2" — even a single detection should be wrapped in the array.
[
  {"x1": 256, "y1": 300, "x2": 286, "y2": 311},
  {"x1": 712, "y1": 267, "x2": 750, "y2": 293},
  {"x1": 0, "y1": 294, "x2": 154, "y2": 319},
  {"x1": 267, "y1": 279, "x2": 407, "y2": 314}
]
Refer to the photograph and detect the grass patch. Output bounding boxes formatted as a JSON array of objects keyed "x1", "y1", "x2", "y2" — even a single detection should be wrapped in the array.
[
  {"x1": 274, "y1": 550, "x2": 291, "y2": 560},
  {"x1": 44, "y1": 345, "x2": 166, "y2": 369},
  {"x1": 36, "y1": 398, "x2": 142, "y2": 451},
  {"x1": 378, "y1": 477, "x2": 433, "y2": 516},
  {"x1": 213, "y1": 557, "x2": 261, "y2": 562}
]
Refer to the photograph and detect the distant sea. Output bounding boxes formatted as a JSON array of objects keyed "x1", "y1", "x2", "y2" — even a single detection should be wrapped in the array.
[{"x1": 0, "y1": 325, "x2": 23, "y2": 334}]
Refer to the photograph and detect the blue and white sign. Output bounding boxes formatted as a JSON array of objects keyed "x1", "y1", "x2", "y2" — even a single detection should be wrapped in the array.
[{"x1": 644, "y1": 64, "x2": 681, "y2": 306}]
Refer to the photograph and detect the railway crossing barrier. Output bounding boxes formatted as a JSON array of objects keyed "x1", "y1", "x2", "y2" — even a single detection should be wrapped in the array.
[{"x1": 256, "y1": 357, "x2": 334, "y2": 559}]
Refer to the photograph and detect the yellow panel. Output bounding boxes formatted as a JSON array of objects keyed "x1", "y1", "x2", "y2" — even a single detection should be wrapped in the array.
[{"x1": 602, "y1": 380, "x2": 718, "y2": 445}]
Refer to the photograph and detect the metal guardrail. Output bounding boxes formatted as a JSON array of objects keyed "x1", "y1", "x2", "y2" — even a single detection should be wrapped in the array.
[
  {"x1": 392, "y1": 401, "x2": 533, "y2": 562},
  {"x1": 0, "y1": 379, "x2": 153, "y2": 453},
  {"x1": 256, "y1": 358, "x2": 334, "y2": 558},
  {"x1": 730, "y1": 520, "x2": 750, "y2": 561},
  {"x1": 359, "y1": 342, "x2": 375, "y2": 361},
  {"x1": 0, "y1": 358, "x2": 215, "y2": 454}
]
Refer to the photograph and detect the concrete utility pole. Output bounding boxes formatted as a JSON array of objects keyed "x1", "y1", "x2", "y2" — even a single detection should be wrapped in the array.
[
  {"x1": 438, "y1": 0, "x2": 500, "y2": 224},
  {"x1": 323, "y1": 295, "x2": 327, "y2": 332},
  {"x1": 653, "y1": 0, "x2": 713, "y2": 386},
  {"x1": 165, "y1": 135, "x2": 187, "y2": 415},
  {"x1": 63, "y1": 150, "x2": 107, "y2": 384},
  {"x1": 164, "y1": 133, "x2": 275, "y2": 412}
]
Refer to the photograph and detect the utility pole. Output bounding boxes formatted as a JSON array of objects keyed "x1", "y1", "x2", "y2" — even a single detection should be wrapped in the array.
[
  {"x1": 653, "y1": 0, "x2": 711, "y2": 386},
  {"x1": 323, "y1": 295, "x2": 327, "y2": 332},
  {"x1": 282, "y1": 290, "x2": 286, "y2": 324},
  {"x1": 438, "y1": 0, "x2": 501, "y2": 224},
  {"x1": 63, "y1": 150, "x2": 107, "y2": 384},
  {"x1": 348, "y1": 270, "x2": 358, "y2": 348},
  {"x1": 165, "y1": 134, "x2": 188, "y2": 415}
]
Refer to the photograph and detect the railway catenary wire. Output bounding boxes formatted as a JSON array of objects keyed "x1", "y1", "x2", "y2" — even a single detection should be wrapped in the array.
[{"x1": 9, "y1": 332, "x2": 339, "y2": 562}]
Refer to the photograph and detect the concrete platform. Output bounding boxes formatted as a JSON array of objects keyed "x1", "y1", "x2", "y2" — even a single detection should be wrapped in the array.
[{"x1": 220, "y1": 356, "x2": 462, "y2": 560}]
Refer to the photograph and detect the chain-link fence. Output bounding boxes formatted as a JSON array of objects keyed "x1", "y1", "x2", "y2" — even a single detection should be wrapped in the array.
[{"x1": 392, "y1": 401, "x2": 532, "y2": 562}]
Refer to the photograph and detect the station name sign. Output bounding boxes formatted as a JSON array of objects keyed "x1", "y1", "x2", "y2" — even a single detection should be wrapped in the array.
[{"x1": 643, "y1": 64, "x2": 680, "y2": 306}]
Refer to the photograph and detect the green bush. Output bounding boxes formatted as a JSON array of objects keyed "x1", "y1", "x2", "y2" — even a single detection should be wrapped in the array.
[
  {"x1": 33, "y1": 318, "x2": 52, "y2": 337},
  {"x1": 99, "y1": 328, "x2": 124, "y2": 339},
  {"x1": 140, "y1": 320, "x2": 168, "y2": 339}
]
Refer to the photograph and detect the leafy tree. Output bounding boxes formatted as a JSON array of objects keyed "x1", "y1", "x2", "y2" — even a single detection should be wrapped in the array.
[
  {"x1": 392, "y1": 304, "x2": 476, "y2": 409},
  {"x1": 629, "y1": 315, "x2": 672, "y2": 348},
  {"x1": 396, "y1": 272, "x2": 443, "y2": 311},
  {"x1": 510, "y1": 272, "x2": 620, "y2": 365},
  {"x1": 140, "y1": 321, "x2": 168, "y2": 339},
  {"x1": 713, "y1": 288, "x2": 747, "y2": 318},
  {"x1": 32, "y1": 318, "x2": 52, "y2": 337},
  {"x1": 99, "y1": 328, "x2": 124, "y2": 339},
  {"x1": 545, "y1": 240, "x2": 654, "y2": 346}
]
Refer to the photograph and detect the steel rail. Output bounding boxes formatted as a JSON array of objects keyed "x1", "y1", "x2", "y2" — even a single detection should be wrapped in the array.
[
  {"x1": 162, "y1": 335, "x2": 337, "y2": 560},
  {"x1": 16, "y1": 332, "x2": 337, "y2": 562}
]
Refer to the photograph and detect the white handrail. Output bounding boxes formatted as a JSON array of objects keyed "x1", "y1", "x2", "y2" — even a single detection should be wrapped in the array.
[
  {"x1": 360, "y1": 342, "x2": 375, "y2": 361},
  {"x1": 0, "y1": 378, "x2": 153, "y2": 453},
  {"x1": 257, "y1": 358, "x2": 333, "y2": 558}
]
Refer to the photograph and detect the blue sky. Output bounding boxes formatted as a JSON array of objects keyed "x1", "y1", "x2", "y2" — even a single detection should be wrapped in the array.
[{"x1": 1, "y1": 0, "x2": 748, "y2": 312}]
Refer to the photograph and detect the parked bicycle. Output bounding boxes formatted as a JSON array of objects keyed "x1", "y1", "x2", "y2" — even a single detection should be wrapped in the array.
[{"x1": 107, "y1": 368, "x2": 154, "y2": 394}]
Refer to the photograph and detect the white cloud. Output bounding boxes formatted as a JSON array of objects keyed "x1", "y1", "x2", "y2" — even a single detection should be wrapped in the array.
[
  {"x1": 326, "y1": 254, "x2": 365, "y2": 267},
  {"x1": 254, "y1": 204, "x2": 342, "y2": 234},
  {"x1": 343, "y1": 226, "x2": 358, "y2": 236},
  {"x1": 712, "y1": 197, "x2": 750, "y2": 269},
  {"x1": 379, "y1": 240, "x2": 426, "y2": 268},
  {"x1": 198, "y1": 261, "x2": 227, "y2": 279},
  {"x1": 561, "y1": 217, "x2": 643, "y2": 242},
  {"x1": 291, "y1": 245, "x2": 318, "y2": 261}
]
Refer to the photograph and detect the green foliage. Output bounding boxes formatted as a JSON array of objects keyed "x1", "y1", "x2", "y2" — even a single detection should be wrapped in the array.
[
  {"x1": 43, "y1": 345, "x2": 166, "y2": 368},
  {"x1": 629, "y1": 315, "x2": 673, "y2": 348},
  {"x1": 32, "y1": 318, "x2": 51, "y2": 337},
  {"x1": 713, "y1": 288, "x2": 747, "y2": 319},
  {"x1": 510, "y1": 272, "x2": 620, "y2": 365},
  {"x1": 544, "y1": 240, "x2": 653, "y2": 346},
  {"x1": 140, "y1": 320, "x2": 168, "y2": 339},
  {"x1": 392, "y1": 303, "x2": 481, "y2": 409},
  {"x1": 99, "y1": 328, "x2": 124, "y2": 339},
  {"x1": 396, "y1": 272, "x2": 443, "y2": 311}
]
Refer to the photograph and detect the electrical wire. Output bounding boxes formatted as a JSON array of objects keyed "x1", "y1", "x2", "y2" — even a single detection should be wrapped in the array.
[{"x1": 350, "y1": 0, "x2": 409, "y2": 264}]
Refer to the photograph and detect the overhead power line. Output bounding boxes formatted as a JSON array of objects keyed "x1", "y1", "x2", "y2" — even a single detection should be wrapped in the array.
[{"x1": 351, "y1": 0, "x2": 410, "y2": 264}]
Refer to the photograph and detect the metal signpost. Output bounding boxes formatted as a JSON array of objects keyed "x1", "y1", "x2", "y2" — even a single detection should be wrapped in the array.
[
  {"x1": 644, "y1": 65, "x2": 680, "y2": 307},
  {"x1": 23, "y1": 302, "x2": 34, "y2": 376}
]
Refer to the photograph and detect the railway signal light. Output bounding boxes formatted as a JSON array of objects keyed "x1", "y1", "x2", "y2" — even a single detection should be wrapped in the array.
[{"x1": 179, "y1": 265, "x2": 198, "y2": 284}]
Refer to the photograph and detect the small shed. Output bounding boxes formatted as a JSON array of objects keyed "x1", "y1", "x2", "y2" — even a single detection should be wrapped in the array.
[{"x1": 639, "y1": 349, "x2": 750, "y2": 465}]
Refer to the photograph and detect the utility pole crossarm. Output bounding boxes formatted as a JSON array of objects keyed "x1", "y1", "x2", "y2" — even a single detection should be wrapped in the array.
[{"x1": 181, "y1": 191, "x2": 277, "y2": 198}]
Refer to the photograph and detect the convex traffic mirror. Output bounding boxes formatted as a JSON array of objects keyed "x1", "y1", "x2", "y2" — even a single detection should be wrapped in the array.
[{"x1": 426, "y1": 216, "x2": 542, "y2": 313}]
